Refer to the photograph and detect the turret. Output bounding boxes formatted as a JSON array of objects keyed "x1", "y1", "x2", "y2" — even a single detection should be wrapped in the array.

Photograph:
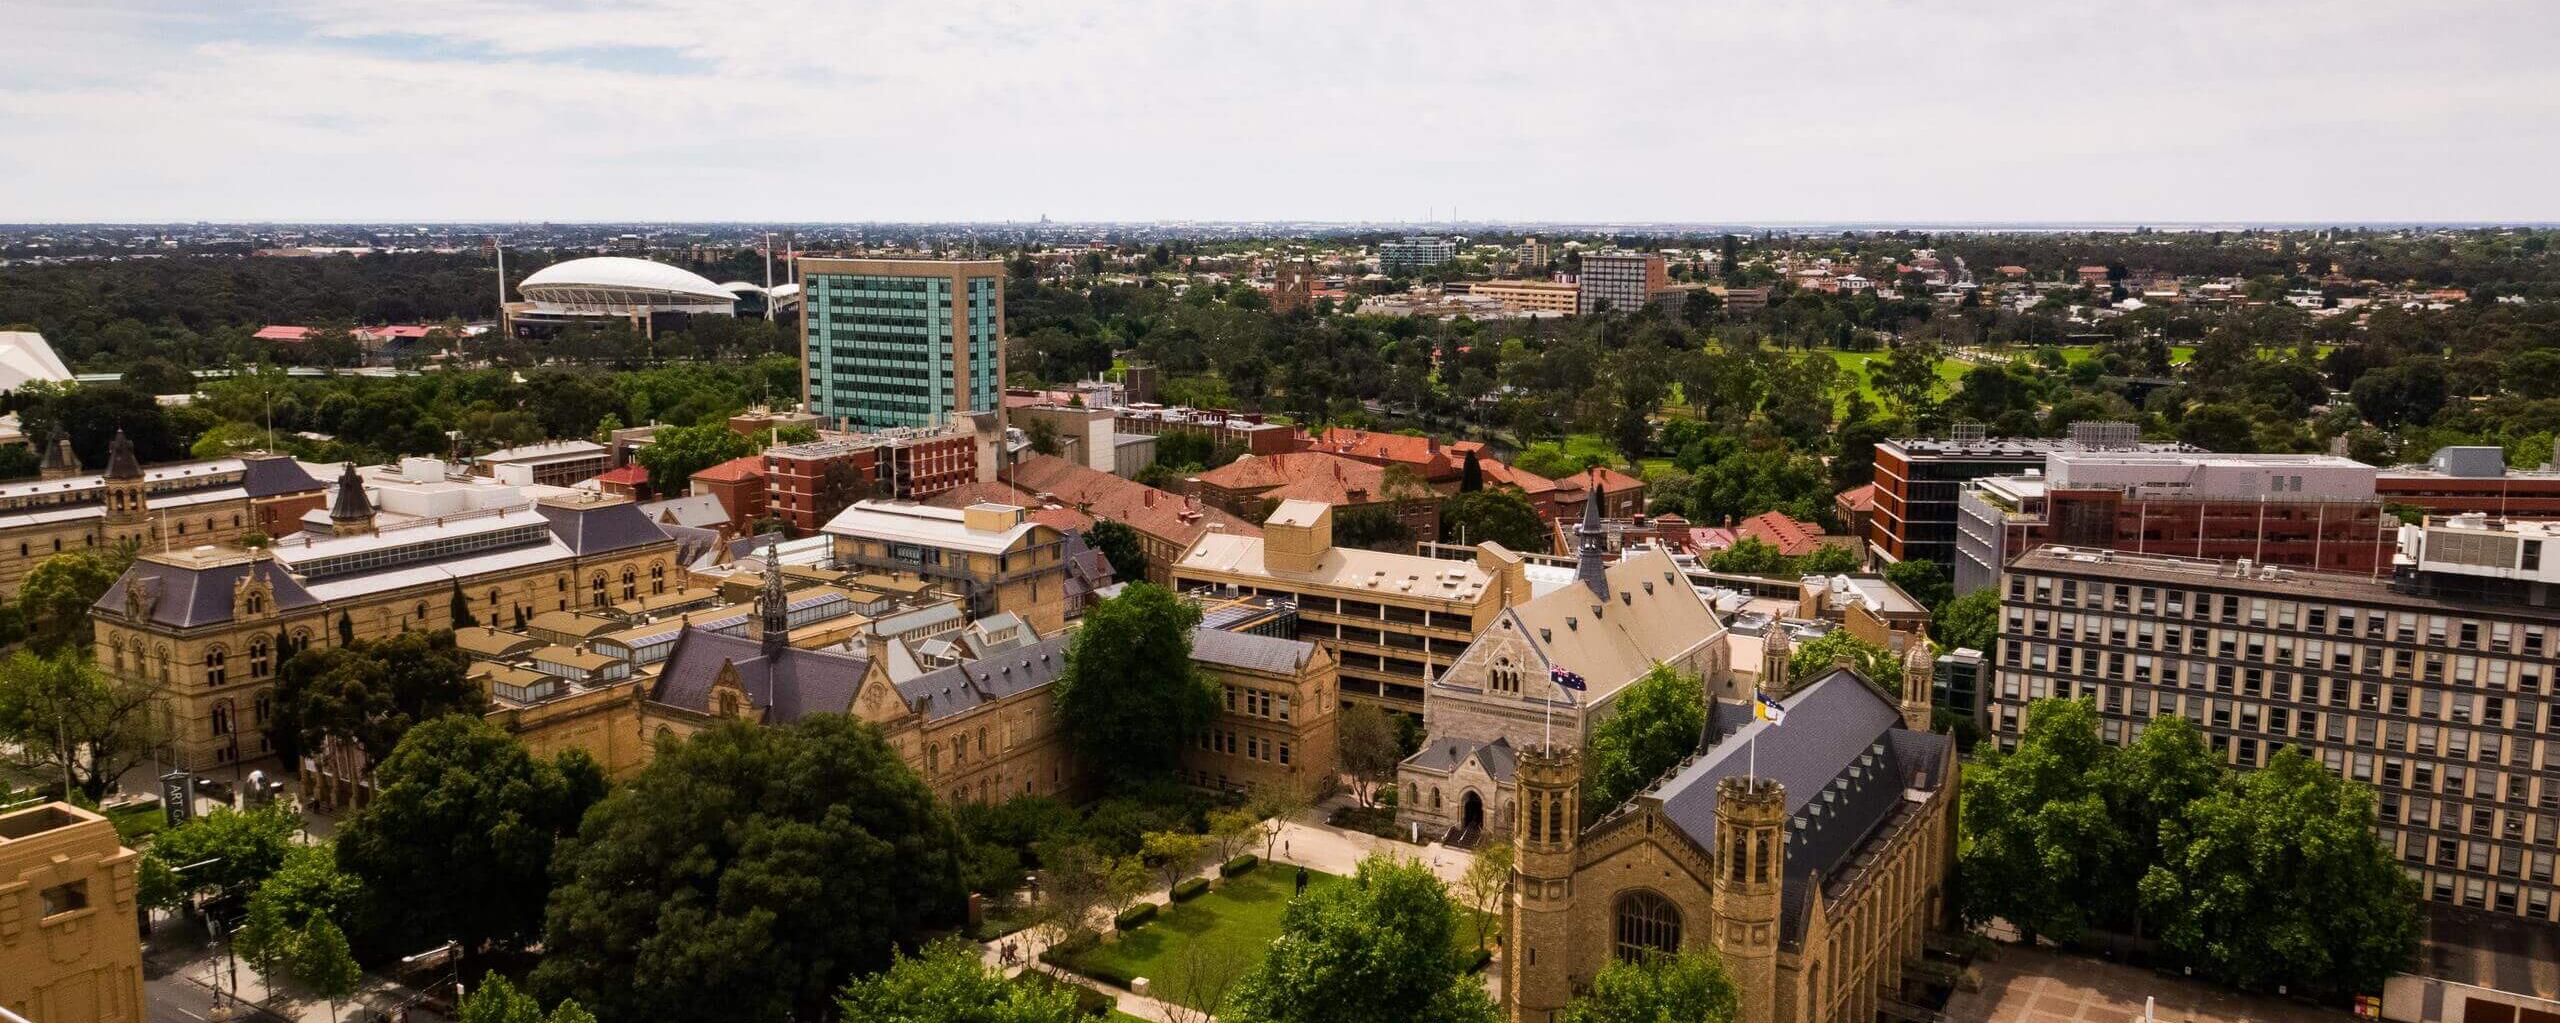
[
  {"x1": 1759, "y1": 623, "x2": 1792, "y2": 696},
  {"x1": 1712, "y1": 776, "x2": 1786, "y2": 1023},
  {"x1": 758, "y1": 542, "x2": 791, "y2": 659},
  {"x1": 1573, "y1": 483, "x2": 1608, "y2": 598},
  {"x1": 101, "y1": 429, "x2": 146, "y2": 526},
  {"x1": 1505, "y1": 744, "x2": 1581, "y2": 1023},
  {"x1": 328, "y1": 463, "x2": 375, "y2": 536},
  {"x1": 1900, "y1": 641, "x2": 1936, "y2": 731},
  {"x1": 38, "y1": 428, "x2": 78, "y2": 480}
]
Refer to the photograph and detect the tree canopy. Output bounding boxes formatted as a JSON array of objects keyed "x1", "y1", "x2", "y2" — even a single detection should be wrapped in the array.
[
  {"x1": 533, "y1": 715, "x2": 963, "y2": 1023},
  {"x1": 836, "y1": 937, "x2": 1083, "y2": 1023},
  {"x1": 1439, "y1": 490, "x2": 1548, "y2": 552},
  {"x1": 269, "y1": 629, "x2": 477, "y2": 775},
  {"x1": 1052, "y1": 583, "x2": 1219, "y2": 791},
  {"x1": 1556, "y1": 950, "x2": 1740, "y2": 1023},
  {"x1": 1582, "y1": 664, "x2": 1706, "y2": 815},
  {"x1": 1225, "y1": 855, "x2": 1497, "y2": 1023}
]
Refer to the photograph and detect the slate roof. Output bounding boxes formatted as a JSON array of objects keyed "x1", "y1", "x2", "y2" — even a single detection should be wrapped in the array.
[
  {"x1": 1401, "y1": 735, "x2": 1518, "y2": 783},
  {"x1": 93, "y1": 557, "x2": 319, "y2": 628},
  {"x1": 1645, "y1": 668, "x2": 1951, "y2": 945},
  {"x1": 650, "y1": 626, "x2": 868, "y2": 724},
  {"x1": 1187, "y1": 626, "x2": 1314, "y2": 675},
  {"x1": 639, "y1": 493, "x2": 731, "y2": 531},
  {"x1": 894, "y1": 631, "x2": 1074, "y2": 723},
  {"x1": 238, "y1": 455, "x2": 326, "y2": 498},
  {"x1": 537, "y1": 500, "x2": 669, "y2": 554}
]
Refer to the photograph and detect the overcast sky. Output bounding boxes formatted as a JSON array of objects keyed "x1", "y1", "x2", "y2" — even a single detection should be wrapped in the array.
[{"x1": 4, "y1": 1, "x2": 2555, "y2": 224}]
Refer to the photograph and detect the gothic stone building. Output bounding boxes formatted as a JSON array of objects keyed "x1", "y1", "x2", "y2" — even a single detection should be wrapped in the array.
[
  {"x1": 0, "y1": 434, "x2": 327, "y2": 598},
  {"x1": 1399, "y1": 492, "x2": 1730, "y2": 844},
  {"x1": 93, "y1": 469, "x2": 682, "y2": 771},
  {"x1": 1504, "y1": 662, "x2": 1956, "y2": 1023}
]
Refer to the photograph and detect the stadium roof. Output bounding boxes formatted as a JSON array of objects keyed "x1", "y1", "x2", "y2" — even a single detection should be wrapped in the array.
[
  {"x1": 517, "y1": 256, "x2": 738, "y2": 306},
  {"x1": 0, "y1": 332, "x2": 74, "y2": 392}
]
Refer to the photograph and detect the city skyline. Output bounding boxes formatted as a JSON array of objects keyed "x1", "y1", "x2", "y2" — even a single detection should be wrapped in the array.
[{"x1": 4, "y1": 1, "x2": 2556, "y2": 223}]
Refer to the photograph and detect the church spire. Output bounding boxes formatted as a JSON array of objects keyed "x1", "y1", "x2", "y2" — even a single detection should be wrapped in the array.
[
  {"x1": 39, "y1": 428, "x2": 78, "y2": 480},
  {"x1": 329, "y1": 463, "x2": 376, "y2": 536},
  {"x1": 1573, "y1": 480, "x2": 1609, "y2": 597},
  {"x1": 758, "y1": 542, "x2": 790, "y2": 659},
  {"x1": 104, "y1": 428, "x2": 141, "y2": 480}
]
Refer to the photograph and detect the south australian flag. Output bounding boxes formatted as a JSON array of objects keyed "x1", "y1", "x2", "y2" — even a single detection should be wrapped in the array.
[{"x1": 1550, "y1": 666, "x2": 1588, "y2": 692}]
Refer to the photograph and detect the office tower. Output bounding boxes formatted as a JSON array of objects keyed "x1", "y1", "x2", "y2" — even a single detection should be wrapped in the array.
[
  {"x1": 799, "y1": 258, "x2": 1005, "y2": 430},
  {"x1": 1378, "y1": 236, "x2": 1457, "y2": 275},
  {"x1": 1869, "y1": 422, "x2": 2189, "y2": 569},
  {"x1": 1573, "y1": 250, "x2": 1669, "y2": 315},
  {"x1": 1992, "y1": 515, "x2": 2560, "y2": 922}
]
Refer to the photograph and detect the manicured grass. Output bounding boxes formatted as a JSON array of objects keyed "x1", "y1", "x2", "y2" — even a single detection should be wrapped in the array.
[
  {"x1": 1053, "y1": 866, "x2": 1480, "y2": 1012},
  {"x1": 1828, "y1": 349, "x2": 1968, "y2": 406}
]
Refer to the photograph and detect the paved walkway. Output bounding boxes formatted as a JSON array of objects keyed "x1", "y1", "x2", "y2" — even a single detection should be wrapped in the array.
[
  {"x1": 1943, "y1": 943, "x2": 2351, "y2": 1023},
  {"x1": 145, "y1": 913, "x2": 450, "y2": 1023},
  {"x1": 981, "y1": 805, "x2": 1485, "y2": 1022}
]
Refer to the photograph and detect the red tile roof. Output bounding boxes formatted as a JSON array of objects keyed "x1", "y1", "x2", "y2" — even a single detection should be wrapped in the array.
[
  {"x1": 1008, "y1": 454, "x2": 1258, "y2": 547},
  {"x1": 253, "y1": 325, "x2": 313, "y2": 342},
  {"x1": 1836, "y1": 483, "x2": 1878, "y2": 513},
  {"x1": 1556, "y1": 465, "x2": 1645, "y2": 496},
  {"x1": 1738, "y1": 511, "x2": 1827, "y2": 557},
  {"x1": 690, "y1": 455, "x2": 767, "y2": 485},
  {"x1": 594, "y1": 465, "x2": 648, "y2": 486},
  {"x1": 1194, "y1": 451, "x2": 1395, "y2": 507},
  {"x1": 1311, "y1": 428, "x2": 1458, "y2": 478}
]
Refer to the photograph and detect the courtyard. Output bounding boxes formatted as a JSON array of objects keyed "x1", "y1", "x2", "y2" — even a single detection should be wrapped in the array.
[{"x1": 1944, "y1": 942, "x2": 2354, "y2": 1023}]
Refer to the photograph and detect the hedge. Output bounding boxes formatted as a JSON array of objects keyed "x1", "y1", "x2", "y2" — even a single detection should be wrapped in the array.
[
  {"x1": 1039, "y1": 932, "x2": 1099, "y2": 969},
  {"x1": 1171, "y1": 877, "x2": 1210, "y2": 902},
  {"x1": 1459, "y1": 947, "x2": 1494, "y2": 974},
  {"x1": 1221, "y1": 854, "x2": 1260, "y2": 877},
  {"x1": 1114, "y1": 902, "x2": 1159, "y2": 930}
]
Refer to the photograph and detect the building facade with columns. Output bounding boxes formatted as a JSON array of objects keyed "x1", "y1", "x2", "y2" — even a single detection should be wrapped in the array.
[{"x1": 1503, "y1": 657, "x2": 1957, "y2": 1023}]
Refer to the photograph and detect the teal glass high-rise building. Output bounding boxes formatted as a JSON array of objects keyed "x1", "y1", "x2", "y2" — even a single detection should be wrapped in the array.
[{"x1": 798, "y1": 258, "x2": 1005, "y2": 430}]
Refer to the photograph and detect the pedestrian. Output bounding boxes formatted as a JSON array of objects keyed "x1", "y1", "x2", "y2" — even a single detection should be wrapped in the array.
[{"x1": 1294, "y1": 866, "x2": 1309, "y2": 896}]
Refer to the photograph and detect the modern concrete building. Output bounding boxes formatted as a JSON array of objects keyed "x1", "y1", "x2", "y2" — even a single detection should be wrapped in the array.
[
  {"x1": 0, "y1": 802, "x2": 145, "y2": 1023},
  {"x1": 473, "y1": 439, "x2": 613, "y2": 488},
  {"x1": 799, "y1": 258, "x2": 1006, "y2": 431},
  {"x1": 2377, "y1": 446, "x2": 2560, "y2": 519},
  {"x1": 1575, "y1": 250, "x2": 1670, "y2": 315},
  {"x1": 1953, "y1": 449, "x2": 2393, "y2": 595},
  {"x1": 1466, "y1": 279, "x2": 1580, "y2": 314},
  {"x1": 1992, "y1": 518, "x2": 2560, "y2": 922},
  {"x1": 821, "y1": 500, "x2": 1071, "y2": 635},
  {"x1": 1378, "y1": 236, "x2": 1457, "y2": 275},
  {"x1": 1869, "y1": 423, "x2": 2190, "y2": 568}
]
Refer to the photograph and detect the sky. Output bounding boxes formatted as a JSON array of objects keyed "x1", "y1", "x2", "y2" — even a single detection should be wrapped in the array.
[{"x1": 3, "y1": 1, "x2": 2556, "y2": 225}]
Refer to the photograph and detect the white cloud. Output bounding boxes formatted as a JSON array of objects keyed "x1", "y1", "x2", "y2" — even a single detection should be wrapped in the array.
[{"x1": 2, "y1": 0, "x2": 2555, "y2": 222}]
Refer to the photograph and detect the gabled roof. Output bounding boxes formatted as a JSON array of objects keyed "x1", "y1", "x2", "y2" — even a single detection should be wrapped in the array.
[
  {"x1": 894, "y1": 631, "x2": 1074, "y2": 723},
  {"x1": 1501, "y1": 547, "x2": 1724, "y2": 699},
  {"x1": 1008, "y1": 454, "x2": 1256, "y2": 546},
  {"x1": 536, "y1": 500, "x2": 668, "y2": 554},
  {"x1": 1738, "y1": 511, "x2": 1826, "y2": 557},
  {"x1": 238, "y1": 455, "x2": 326, "y2": 499},
  {"x1": 690, "y1": 455, "x2": 766, "y2": 485},
  {"x1": 1194, "y1": 451, "x2": 1397, "y2": 508},
  {"x1": 93, "y1": 555, "x2": 319, "y2": 628},
  {"x1": 639, "y1": 493, "x2": 731, "y2": 531},
  {"x1": 1187, "y1": 625, "x2": 1315, "y2": 676},
  {"x1": 651, "y1": 626, "x2": 868, "y2": 723}
]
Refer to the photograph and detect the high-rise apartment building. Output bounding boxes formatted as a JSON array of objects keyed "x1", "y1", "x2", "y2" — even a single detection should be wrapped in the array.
[
  {"x1": 1954, "y1": 449, "x2": 2392, "y2": 595},
  {"x1": 800, "y1": 258, "x2": 1005, "y2": 430},
  {"x1": 1378, "y1": 236, "x2": 1457, "y2": 275},
  {"x1": 1514, "y1": 236, "x2": 1550, "y2": 270},
  {"x1": 1575, "y1": 250, "x2": 1669, "y2": 315},
  {"x1": 1992, "y1": 518, "x2": 2560, "y2": 922}
]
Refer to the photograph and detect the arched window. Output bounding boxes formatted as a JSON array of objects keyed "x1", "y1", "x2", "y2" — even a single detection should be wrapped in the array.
[
  {"x1": 1614, "y1": 891, "x2": 1682, "y2": 960},
  {"x1": 621, "y1": 567, "x2": 637, "y2": 601},
  {"x1": 590, "y1": 573, "x2": 607, "y2": 608},
  {"x1": 254, "y1": 691, "x2": 272, "y2": 725},
  {"x1": 650, "y1": 562, "x2": 666, "y2": 594},
  {"x1": 1431, "y1": 787, "x2": 1442, "y2": 809},
  {"x1": 245, "y1": 591, "x2": 264, "y2": 614},
  {"x1": 205, "y1": 647, "x2": 228, "y2": 688},
  {"x1": 112, "y1": 636, "x2": 127, "y2": 673},
  {"x1": 249, "y1": 637, "x2": 271, "y2": 678},
  {"x1": 210, "y1": 701, "x2": 234, "y2": 737}
]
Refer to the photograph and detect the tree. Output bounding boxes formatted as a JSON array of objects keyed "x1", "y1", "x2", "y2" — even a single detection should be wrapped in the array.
[
  {"x1": 0, "y1": 648, "x2": 158, "y2": 799},
  {"x1": 1957, "y1": 699, "x2": 2130, "y2": 944},
  {"x1": 237, "y1": 844, "x2": 359, "y2": 984},
  {"x1": 1556, "y1": 950, "x2": 1740, "y2": 1023},
  {"x1": 1455, "y1": 842, "x2": 1511, "y2": 950},
  {"x1": 335, "y1": 716, "x2": 604, "y2": 962},
  {"x1": 1336, "y1": 703, "x2": 1403, "y2": 806},
  {"x1": 1086, "y1": 519, "x2": 1149, "y2": 582},
  {"x1": 138, "y1": 804, "x2": 301, "y2": 910},
  {"x1": 2105, "y1": 715, "x2": 2222, "y2": 900},
  {"x1": 1787, "y1": 631, "x2": 1899, "y2": 693},
  {"x1": 1883, "y1": 558, "x2": 1952, "y2": 612},
  {"x1": 1333, "y1": 505, "x2": 1416, "y2": 553},
  {"x1": 1934, "y1": 587, "x2": 1998, "y2": 652},
  {"x1": 2139, "y1": 749, "x2": 2419, "y2": 997},
  {"x1": 836, "y1": 937, "x2": 1083, "y2": 1023},
  {"x1": 1799, "y1": 544, "x2": 1861, "y2": 574},
  {"x1": 1439, "y1": 490, "x2": 1546, "y2": 552},
  {"x1": 1030, "y1": 840, "x2": 1113, "y2": 946},
  {"x1": 459, "y1": 973, "x2": 597, "y2": 1023},
  {"x1": 1225, "y1": 855, "x2": 1497, "y2": 1023},
  {"x1": 1052, "y1": 584, "x2": 1219, "y2": 791},
  {"x1": 17, "y1": 543, "x2": 138, "y2": 652},
  {"x1": 269, "y1": 630, "x2": 478, "y2": 784},
  {"x1": 533, "y1": 716, "x2": 963, "y2": 1023},
  {"x1": 449, "y1": 580, "x2": 478, "y2": 629},
  {"x1": 1246, "y1": 782, "x2": 1313, "y2": 860},
  {"x1": 1872, "y1": 339, "x2": 1942, "y2": 421},
  {"x1": 1459, "y1": 449, "x2": 1484, "y2": 492},
  {"x1": 1706, "y1": 537, "x2": 1789, "y2": 576},
  {"x1": 1583, "y1": 665, "x2": 1706, "y2": 814},
  {"x1": 293, "y1": 916, "x2": 363, "y2": 1023},
  {"x1": 2177, "y1": 402, "x2": 2258, "y2": 452},
  {"x1": 1206, "y1": 808, "x2": 1259, "y2": 864},
  {"x1": 633, "y1": 421, "x2": 757, "y2": 496},
  {"x1": 1142, "y1": 829, "x2": 1211, "y2": 893}
]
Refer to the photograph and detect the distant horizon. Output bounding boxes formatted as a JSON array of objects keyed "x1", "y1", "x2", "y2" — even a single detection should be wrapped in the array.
[
  {"x1": 9, "y1": 219, "x2": 2558, "y2": 233},
  {"x1": 4, "y1": 2, "x2": 2553, "y2": 223}
]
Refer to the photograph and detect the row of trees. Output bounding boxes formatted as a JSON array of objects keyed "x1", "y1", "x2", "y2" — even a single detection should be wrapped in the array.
[{"x1": 1961, "y1": 699, "x2": 2419, "y2": 998}]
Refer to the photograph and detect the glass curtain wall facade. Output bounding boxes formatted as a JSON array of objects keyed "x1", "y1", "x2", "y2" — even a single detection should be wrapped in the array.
[{"x1": 801, "y1": 259, "x2": 1003, "y2": 430}]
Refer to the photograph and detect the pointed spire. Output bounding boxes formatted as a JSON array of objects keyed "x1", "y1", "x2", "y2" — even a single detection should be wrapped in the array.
[
  {"x1": 38, "y1": 428, "x2": 76, "y2": 478},
  {"x1": 329, "y1": 463, "x2": 375, "y2": 535},
  {"x1": 758, "y1": 540, "x2": 790, "y2": 659},
  {"x1": 104, "y1": 428, "x2": 141, "y2": 480},
  {"x1": 1574, "y1": 481, "x2": 1609, "y2": 597}
]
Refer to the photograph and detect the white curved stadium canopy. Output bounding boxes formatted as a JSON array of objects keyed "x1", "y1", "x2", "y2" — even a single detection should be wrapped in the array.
[{"x1": 517, "y1": 256, "x2": 740, "y2": 307}]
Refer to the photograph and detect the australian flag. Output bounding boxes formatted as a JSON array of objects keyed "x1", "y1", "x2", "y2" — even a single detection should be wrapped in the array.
[{"x1": 1549, "y1": 666, "x2": 1588, "y2": 692}]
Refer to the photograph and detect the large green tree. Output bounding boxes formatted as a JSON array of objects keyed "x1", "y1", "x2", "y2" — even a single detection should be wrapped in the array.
[
  {"x1": 335, "y1": 716, "x2": 605, "y2": 962},
  {"x1": 17, "y1": 543, "x2": 137, "y2": 652},
  {"x1": 1225, "y1": 856, "x2": 1497, "y2": 1023},
  {"x1": 1957, "y1": 699, "x2": 2130, "y2": 944},
  {"x1": 137, "y1": 804, "x2": 302, "y2": 910},
  {"x1": 236, "y1": 843, "x2": 359, "y2": 985},
  {"x1": 1085, "y1": 519, "x2": 1149, "y2": 582},
  {"x1": 269, "y1": 629, "x2": 477, "y2": 778},
  {"x1": 1583, "y1": 665, "x2": 1706, "y2": 814},
  {"x1": 0, "y1": 648, "x2": 158, "y2": 799},
  {"x1": 1438, "y1": 490, "x2": 1547, "y2": 552},
  {"x1": 1786, "y1": 631, "x2": 1899, "y2": 692},
  {"x1": 633, "y1": 421, "x2": 758, "y2": 496},
  {"x1": 533, "y1": 715, "x2": 963, "y2": 1023},
  {"x1": 1556, "y1": 950, "x2": 1740, "y2": 1023},
  {"x1": 2139, "y1": 749, "x2": 2419, "y2": 997},
  {"x1": 838, "y1": 937, "x2": 1083, "y2": 1023},
  {"x1": 1052, "y1": 583, "x2": 1219, "y2": 791},
  {"x1": 1933, "y1": 587, "x2": 1998, "y2": 652}
]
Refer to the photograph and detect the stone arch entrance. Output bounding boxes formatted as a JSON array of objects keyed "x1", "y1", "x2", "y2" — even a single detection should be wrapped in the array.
[{"x1": 1462, "y1": 790, "x2": 1485, "y2": 832}]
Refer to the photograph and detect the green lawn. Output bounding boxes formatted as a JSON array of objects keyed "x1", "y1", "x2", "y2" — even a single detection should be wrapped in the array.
[
  {"x1": 1829, "y1": 349, "x2": 1968, "y2": 406},
  {"x1": 1054, "y1": 866, "x2": 1483, "y2": 1012}
]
